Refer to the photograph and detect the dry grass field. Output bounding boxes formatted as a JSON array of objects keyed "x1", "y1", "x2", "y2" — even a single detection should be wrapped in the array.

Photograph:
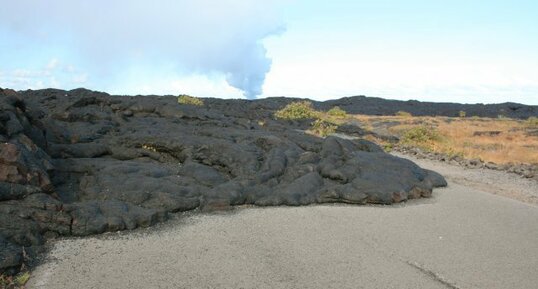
[
  {"x1": 355, "y1": 114, "x2": 538, "y2": 165},
  {"x1": 273, "y1": 101, "x2": 537, "y2": 166}
]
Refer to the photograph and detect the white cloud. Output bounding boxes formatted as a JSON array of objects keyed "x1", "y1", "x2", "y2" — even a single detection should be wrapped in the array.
[
  {"x1": 261, "y1": 40, "x2": 538, "y2": 104},
  {"x1": 0, "y1": 59, "x2": 90, "y2": 90},
  {"x1": 108, "y1": 73, "x2": 243, "y2": 98},
  {"x1": 0, "y1": 0, "x2": 287, "y2": 98},
  {"x1": 46, "y1": 58, "x2": 59, "y2": 70},
  {"x1": 72, "y1": 74, "x2": 88, "y2": 84}
]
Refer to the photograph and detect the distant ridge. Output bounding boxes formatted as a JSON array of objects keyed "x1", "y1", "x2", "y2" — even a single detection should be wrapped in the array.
[
  {"x1": 319, "y1": 95, "x2": 538, "y2": 119},
  {"x1": 11, "y1": 87, "x2": 538, "y2": 119},
  {"x1": 226, "y1": 94, "x2": 537, "y2": 119}
]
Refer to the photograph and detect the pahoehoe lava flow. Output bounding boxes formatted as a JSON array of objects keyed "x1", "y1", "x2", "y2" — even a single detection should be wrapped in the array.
[{"x1": 0, "y1": 88, "x2": 448, "y2": 273}]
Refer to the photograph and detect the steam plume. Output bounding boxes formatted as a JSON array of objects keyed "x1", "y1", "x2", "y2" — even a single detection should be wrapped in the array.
[{"x1": 0, "y1": 0, "x2": 285, "y2": 98}]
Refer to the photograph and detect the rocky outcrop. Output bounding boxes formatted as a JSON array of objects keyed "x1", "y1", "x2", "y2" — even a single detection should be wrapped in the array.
[
  {"x1": 0, "y1": 88, "x2": 447, "y2": 273},
  {"x1": 0, "y1": 89, "x2": 58, "y2": 274}
]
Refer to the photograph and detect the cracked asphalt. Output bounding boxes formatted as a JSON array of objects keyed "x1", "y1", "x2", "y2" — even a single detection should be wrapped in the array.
[{"x1": 28, "y1": 155, "x2": 538, "y2": 289}]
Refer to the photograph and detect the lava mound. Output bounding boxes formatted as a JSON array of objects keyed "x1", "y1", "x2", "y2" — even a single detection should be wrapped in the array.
[{"x1": 0, "y1": 88, "x2": 447, "y2": 273}]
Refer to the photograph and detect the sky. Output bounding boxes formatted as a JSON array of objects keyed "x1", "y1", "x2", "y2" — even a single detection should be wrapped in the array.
[{"x1": 1, "y1": 0, "x2": 537, "y2": 104}]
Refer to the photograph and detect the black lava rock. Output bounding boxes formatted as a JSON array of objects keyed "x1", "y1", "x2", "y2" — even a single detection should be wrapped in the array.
[{"x1": 0, "y1": 88, "x2": 449, "y2": 273}]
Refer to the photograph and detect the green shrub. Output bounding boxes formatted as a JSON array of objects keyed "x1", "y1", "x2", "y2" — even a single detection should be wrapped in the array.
[
  {"x1": 327, "y1": 106, "x2": 347, "y2": 118},
  {"x1": 14, "y1": 272, "x2": 30, "y2": 286},
  {"x1": 459, "y1": 110, "x2": 466, "y2": 118},
  {"x1": 396, "y1": 111, "x2": 412, "y2": 117},
  {"x1": 178, "y1": 94, "x2": 204, "y2": 106},
  {"x1": 275, "y1": 101, "x2": 319, "y2": 120},
  {"x1": 400, "y1": 126, "x2": 441, "y2": 149},
  {"x1": 527, "y1": 116, "x2": 538, "y2": 127},
  {"x1": 0, "y1": 271, "x2": 30, "y2": 288},
  {"x1": 310, "y1": 119, "x2": 337, "y2": 137},
  {"x1": 382, "y1": 143, "x2": 394, "y2": 152}
]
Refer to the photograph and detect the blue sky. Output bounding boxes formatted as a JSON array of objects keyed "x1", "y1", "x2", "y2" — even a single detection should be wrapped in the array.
[{"x1": 1, "y1": 0, "x2": 537, "y2": 104}]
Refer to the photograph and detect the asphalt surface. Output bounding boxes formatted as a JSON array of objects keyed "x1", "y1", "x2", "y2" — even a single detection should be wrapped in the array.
[{"x1": 28, "y1": 155, "x2": 538, "y2": 289}]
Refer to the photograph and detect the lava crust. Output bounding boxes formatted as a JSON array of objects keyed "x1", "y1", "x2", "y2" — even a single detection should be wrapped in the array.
[{"x1": 0, "y1": 88, "x2": 447, "y2": 273}]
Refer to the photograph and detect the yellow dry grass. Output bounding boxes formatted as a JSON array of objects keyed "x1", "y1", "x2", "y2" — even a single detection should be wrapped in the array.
[
  {"x1": 437, "y1": 118, "x2": 538, "y2": 164},
  {"x1": 353, "y1": 115, "x2": 538, "y2": 165}
]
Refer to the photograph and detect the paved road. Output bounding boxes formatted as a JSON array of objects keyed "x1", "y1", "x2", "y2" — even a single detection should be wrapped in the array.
[{"x1": 28, "y1": 156, "x2": 538, "y2": 289}]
